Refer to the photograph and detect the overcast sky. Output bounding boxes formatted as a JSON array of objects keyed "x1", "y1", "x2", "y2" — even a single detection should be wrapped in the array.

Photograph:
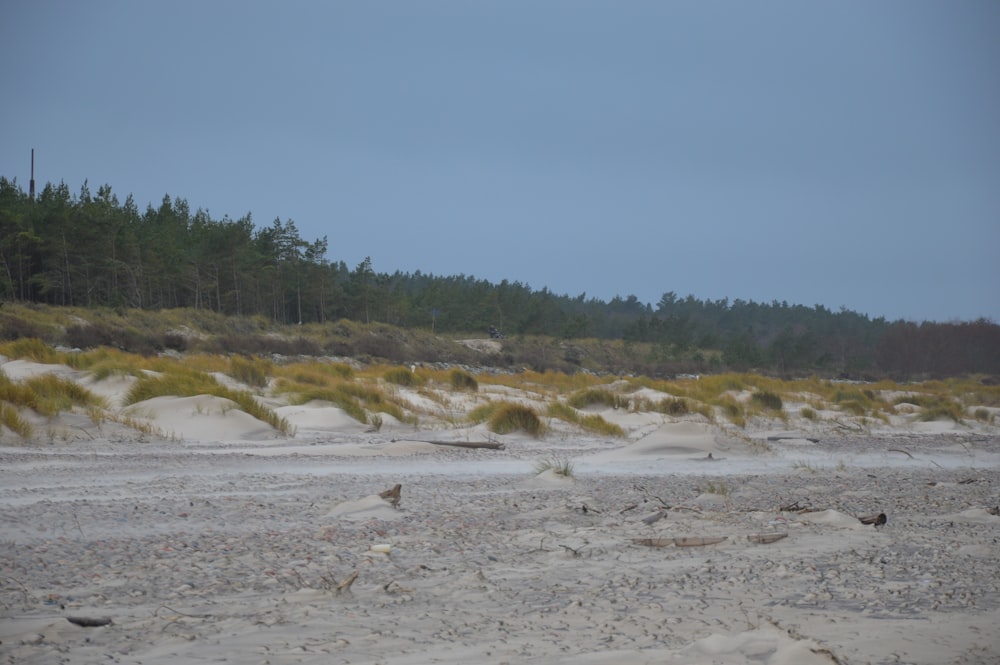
[{"x1": 3, "y1": 1, "x2": 998, "y2": 322}]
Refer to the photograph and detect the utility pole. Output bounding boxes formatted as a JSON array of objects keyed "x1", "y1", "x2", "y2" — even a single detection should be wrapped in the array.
[{"x1": 30, "y1": 148, "x2": 35, "y2": 200}]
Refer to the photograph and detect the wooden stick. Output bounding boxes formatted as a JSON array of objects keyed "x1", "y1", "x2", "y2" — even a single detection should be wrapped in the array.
[{"x1": 336, "y1": 570, "x2": 359, "y2": 593}]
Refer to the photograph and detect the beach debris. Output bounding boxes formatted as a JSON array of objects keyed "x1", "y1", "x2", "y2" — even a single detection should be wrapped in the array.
[
  {"x1": 779, "y1": 500, "x2": 818, "y2": 514},
  {"x1": 423, "y1": 440, "x2": 506, "y2": 450},
  {"x1": 620, "y1": 502, "x2": 639, "y2": 514},
  {"x1": 747, "y1": 533, "x2": 788, "y2": 544},
  {"x1": 577, "y1": 502, "x2": 601, "y2": 514},
  {"x1": 66, "y1": 616, "x2": 113, "y2": 627},
  {"x1": 674, "y1": 536, "x2": 727, "y2": 547},
  {"x1": 336, "y1": 570, "x2": 359, "y2": 593},
  {"x1": 641, "y1": 509, "x2": 668, "y2": 526},
  {"x1": 858, "y1": 513, "x2": 887, "y2": 526},
  {"x1": 631, "y1": 537, "x2": 673, "y2": 548},
  {"x1": 378, "y1": 484, "x2": 402, "y2": 508},
  {"x1": 369, "y1": 543, "x2": 392, "y2": 554},
  {"x1": 631, "y1": 536, "x2": 728, "y2": 548},
  {"x1": 988, "y1": 506, "x2": 1000, "y2": 516},
  {"x1": 633, "y1": 483, "x2": 670, "y2": 508}
]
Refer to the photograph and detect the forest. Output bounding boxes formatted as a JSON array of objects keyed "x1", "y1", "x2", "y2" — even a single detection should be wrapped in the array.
[{"x1": 1, "y1": 177, "x2": 998, "y2": 379}]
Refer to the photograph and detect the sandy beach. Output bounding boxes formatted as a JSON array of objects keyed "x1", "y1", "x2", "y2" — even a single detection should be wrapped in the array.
[{"x1": 2, "y1": 358, "x2": 999, "y2": 664}]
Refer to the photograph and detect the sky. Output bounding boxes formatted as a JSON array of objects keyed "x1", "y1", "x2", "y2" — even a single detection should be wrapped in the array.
[{"x1": 2, "y1": 1, "x2": 999, "y2": 323}]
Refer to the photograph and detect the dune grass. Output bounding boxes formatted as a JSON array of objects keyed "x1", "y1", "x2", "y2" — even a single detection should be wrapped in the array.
[
  {"x1": 546, "y1": 401, "x2": 624, "y2": 437},
  {"x1": 448, "y1": 368, "x2": 479, "y2": 392},
  {"x1": 488, "y1": 402, "x2": 545, "y2": 437},
  {"x1": 126, "y1": 367, "x2": 293, "y2": 436},
  {"x1": 534, "y1": 456, "x2": 574, "y2": 477},
  {"x1": 566, "y1": 387, "x2": 628, "y2": 410}
]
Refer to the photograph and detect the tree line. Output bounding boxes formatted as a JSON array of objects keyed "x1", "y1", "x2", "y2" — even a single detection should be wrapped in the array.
[{"x1": 1, "y1": 177, "x2": 997, "y2": 378}]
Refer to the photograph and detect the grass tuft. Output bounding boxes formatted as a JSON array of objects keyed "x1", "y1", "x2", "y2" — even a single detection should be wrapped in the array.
[
  {"x1": 449, "y1": 369, "x2": 479, "y2": 392},
  {"x1": 534, "y1": 456, "x2": 574, "y2": 477},
  {"x1": 489, "y1": 402, "x2": 544, "y2": 436}
]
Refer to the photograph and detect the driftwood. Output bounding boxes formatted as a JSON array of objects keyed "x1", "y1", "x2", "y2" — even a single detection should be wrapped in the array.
[
  {"x1": 858, "y1": 512, "x2": 887, "y2": 526},
  {"x1": 632, "y1": 536, "x2": 727, "y2": 548},
  {"x1": 631, "y1": 537, "x2": 674, "y2": 548},
  {"x1": 379, "y1": 484, "x2": 402, "y2": 508},
  {"x1": 641, "y1": 510, "x2": 668, "y2": 526},
  {"x1": 67, "y1": 616, "x2": 112, "y2": 627},
  {"x1": 336, "y1": 570, "x2": 359, "y2": 593},
  {"x1": 674, "y1": 536, "x2": 727, "y2": 547},
  {"x1": 748, "y1": 533, "x2": 788, "y2": 544},
  {"x1": 767, "y1": 436, "x2": 819, "y2": 443},
  {"x1": 423, "y1": 440, "x2": 505, "y2": 450}
]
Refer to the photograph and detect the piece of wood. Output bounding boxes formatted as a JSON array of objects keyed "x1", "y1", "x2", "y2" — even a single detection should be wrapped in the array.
[
  {"x1": 423, "y1": 440, "x2": 505, "y2": 450},
  {"x1": 641, "y1": 510, "x2": 668, "y2": 526},
  {"x1": 336, "y1": 570, "x2": 359, "y2": 593},
  {"x1": 858, "y1": 513, "x2": 887, "y2": 526},
  {"x1": 674, "y1": 536, "x2": 727, "y2": 547},
  {"x1": 66, "y1": 616, "x2": 112, "y2": 627},
  {"x1": 379, "y1": 484, "x2": 402, "y2": 508},
  {"x1": 748, "y1": 533, "x2": 788, "y2": 544},
  {"x1": 631, "y1": 537, "x2": 674, "y2": 548}
]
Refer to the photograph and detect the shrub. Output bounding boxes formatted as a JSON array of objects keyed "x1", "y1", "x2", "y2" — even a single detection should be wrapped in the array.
[
  {"x1": 449, "y1": 369, "x2": 479, "y2": 391},
  {"x1": 750, "y1": 390, "x2": 783, "y2": 411},
  {"x1": 973, "y1": 407, "x2": 991, "y2": 422},
  {"x1": 800, "y1": 406, "x2": 817, "y2": 420},
  {"x1": 489, "y1": 403, "x2": 544, "y2": 436}
]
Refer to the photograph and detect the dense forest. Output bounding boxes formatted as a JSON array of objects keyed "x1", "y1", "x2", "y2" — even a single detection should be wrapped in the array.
[{"x1": 2, "y1": 177, "x2": 998, "y2": 378}]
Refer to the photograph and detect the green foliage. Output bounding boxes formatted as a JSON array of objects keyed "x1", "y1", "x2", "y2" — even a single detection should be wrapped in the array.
[
  {"x1": 489, "y1": 402, "x2": 544, "y2": 437},
  {"x1": 800, "y1": 406, "x2": 818, "y2": 420},
  {"x1": 2, "y1": 175, "x2": 1000, "y2": 377}
]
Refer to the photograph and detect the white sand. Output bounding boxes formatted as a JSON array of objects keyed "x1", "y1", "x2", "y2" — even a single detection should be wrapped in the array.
[{"x1": 2, "y1": 359, "x2": 999, "y2": 664}]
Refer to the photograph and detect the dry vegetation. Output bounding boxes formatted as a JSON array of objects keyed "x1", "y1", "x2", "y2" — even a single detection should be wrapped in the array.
[{"x1": 0, "y1": 303, "x2": 998, "y2": 443}]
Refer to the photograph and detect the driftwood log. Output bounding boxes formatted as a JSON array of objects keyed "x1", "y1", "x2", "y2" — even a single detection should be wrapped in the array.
[
  {"x1": 858, "y1": 512, "x2": 887, "y2": 526},
  {"x1": 66, "y1": 616, "x2": 113, "y2": 627},
  {"x1": 632, "y1": 536, "x2": 728, "y2": 548},
  {"x1": 422, "y1": 440, "x2": 506, "y2": 450},
  {"x1": 748, "y1": 533, "x2": 788, "y2": 544}
]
